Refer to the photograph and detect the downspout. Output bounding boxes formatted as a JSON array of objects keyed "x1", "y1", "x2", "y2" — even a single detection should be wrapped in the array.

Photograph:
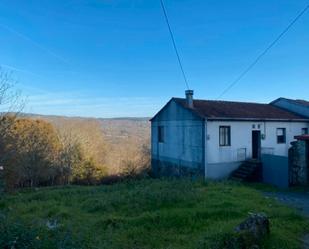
[{"x1": 203, "y1": 118, "x2": 208, "y2": 179}]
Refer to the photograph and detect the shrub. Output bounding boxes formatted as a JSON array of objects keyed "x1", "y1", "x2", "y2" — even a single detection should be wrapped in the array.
[
  {"x1": 72, "y1": 158, "x2": 106, "y2": 185},
  {"x1": 121, "y1": 144, "x2": 151, "y2": 179}
]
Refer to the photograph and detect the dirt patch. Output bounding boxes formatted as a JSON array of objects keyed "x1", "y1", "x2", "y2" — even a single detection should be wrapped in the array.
[
  {"x1": 264, "y1": 191, "x2": 309, "y2": 249},
  {"x1": 264, "y1": 192, "x2": 309, "y2": 218}
]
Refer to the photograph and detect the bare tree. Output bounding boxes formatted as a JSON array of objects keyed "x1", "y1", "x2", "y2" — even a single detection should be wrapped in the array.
[
  {"x1": 0, "y1": 67, "x2": 25, "y2": 136},
  {"x1": 57, "y1": 130, "x2": 82, "y2": 185}
]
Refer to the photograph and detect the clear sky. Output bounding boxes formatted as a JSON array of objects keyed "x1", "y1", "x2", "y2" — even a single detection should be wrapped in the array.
[{"x1": 0, "y1": 0, "x2": 308, "y2": 118}]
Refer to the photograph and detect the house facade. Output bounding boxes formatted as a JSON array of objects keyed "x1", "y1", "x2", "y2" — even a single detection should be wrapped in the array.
[{"x1": 151, "y1": 91, "x2": 309, "y2": 180}]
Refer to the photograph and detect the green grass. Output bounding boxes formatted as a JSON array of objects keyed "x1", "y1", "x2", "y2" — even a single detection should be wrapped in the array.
[{"x1": 0, "y1": 179, "x2": 308, "y2": 249}]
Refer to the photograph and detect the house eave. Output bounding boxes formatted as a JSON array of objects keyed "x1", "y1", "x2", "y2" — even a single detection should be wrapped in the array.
[
  {"x1": 206, "y1": 117, "x2": 309, "y2": 122},
  {"x1": 149, "y1": 98, "x2": 174, "y2": 122}
]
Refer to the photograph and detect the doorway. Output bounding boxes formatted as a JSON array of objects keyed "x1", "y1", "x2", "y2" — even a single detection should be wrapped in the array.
[{"x1": 252, "y1": 130, "x2": 261, "y2": 159}]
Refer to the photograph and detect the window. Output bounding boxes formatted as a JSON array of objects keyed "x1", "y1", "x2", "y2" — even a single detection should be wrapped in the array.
[
  {"x1": 276, "y1": 128, "x2": 286, "y2": 144},
  {"x1": 219, "y1": 126, "x2": 231, "y2": 146},
  {"x1": 158, "y1": 126, "x2": 164, "y2": 143},
  {"x1": 302, "y1": 128, "x2": 308, "y2": 135}
]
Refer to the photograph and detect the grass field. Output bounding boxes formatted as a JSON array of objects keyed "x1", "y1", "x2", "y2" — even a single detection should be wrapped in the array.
[{"x1": 0, "y1": 179, "x2": 308, "y2": 249}]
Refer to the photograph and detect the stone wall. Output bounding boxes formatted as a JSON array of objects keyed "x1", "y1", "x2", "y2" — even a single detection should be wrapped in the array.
[{"x1": 289, "y1": 140, "x2": 308, "y2": 186}]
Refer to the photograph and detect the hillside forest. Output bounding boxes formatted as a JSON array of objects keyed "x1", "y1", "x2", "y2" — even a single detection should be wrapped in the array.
[{"x1": 0, "y1": 69, "x2": 150, "y2": 191}]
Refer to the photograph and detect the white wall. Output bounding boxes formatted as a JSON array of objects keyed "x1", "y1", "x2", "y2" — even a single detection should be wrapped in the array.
[
  {"x1": 152, "y1": 120, "x2": 203, "y2": 165},
  {"x1": 206, "y1": 120, "x2": 309, "y2": 164},
  {"x1": 151, "y1": 100, "x2": 204, "y2": 169}
]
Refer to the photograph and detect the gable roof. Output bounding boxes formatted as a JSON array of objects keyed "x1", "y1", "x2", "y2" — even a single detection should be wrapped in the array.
[
  {"x1": 271, "y1": 97, "x2": 309, "y2": 107},
  {"x1": 150, "y1": 98, "x2": 203, "y2": 122},
  {"x1": 173, "y1": 98, "x2": 308, "y2": 121}
]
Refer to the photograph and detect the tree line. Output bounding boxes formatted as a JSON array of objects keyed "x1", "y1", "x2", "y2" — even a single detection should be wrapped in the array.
[{"x1": 0, "y1": 116, "x2": 107, "y2": 190}]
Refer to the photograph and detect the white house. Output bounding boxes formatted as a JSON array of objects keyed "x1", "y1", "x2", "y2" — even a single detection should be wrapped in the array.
[{"x1": 151, "y1": 91, "x2": 309, "y2": 181}]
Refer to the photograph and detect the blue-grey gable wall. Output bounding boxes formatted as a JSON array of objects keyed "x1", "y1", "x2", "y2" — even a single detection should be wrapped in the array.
[
  {"x1": 151, "y1": 99, "x2": 205, "y2": 177},
  {"x1": 272, "y1": 98, "x2": 309, "y2": 118}
]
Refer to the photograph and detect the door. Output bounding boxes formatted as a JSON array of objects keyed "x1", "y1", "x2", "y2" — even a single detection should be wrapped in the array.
[{"x1": 252, "y1": 130, "x2": 261, "y2": 159}]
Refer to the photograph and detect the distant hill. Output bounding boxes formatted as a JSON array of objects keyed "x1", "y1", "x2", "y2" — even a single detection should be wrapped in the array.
[
  {"x1": 98, "y1": 117, "x2": 150, "y2": 144},
  {"x1": 24, "y1": 114, "x2": 150, "y2": 144},
  {"x1": 23, "y1": 113, "x2": 151, "y2": 174}
]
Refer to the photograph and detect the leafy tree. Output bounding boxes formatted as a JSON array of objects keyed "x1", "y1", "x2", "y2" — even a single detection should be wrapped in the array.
[
  {"x1": 2, "y1": 117, "x2": 108, "y2": 190},
  {"x1": 71, "y1": 157, "x2": 106, "y2": 185},
  {"x1": 3, "y1": 118, "x2": 62, "y2": 189}
]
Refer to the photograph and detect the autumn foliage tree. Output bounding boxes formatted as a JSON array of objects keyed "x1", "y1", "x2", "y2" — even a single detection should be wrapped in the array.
[
  {"x1": 0, "y1": 68, "x2": 108, "y2": 191},
  {"x1": 58, "y1": 134, "x2": 106, "y2": 185},
  {"x1": 53, "y1": 118, "x2": 107, "y2": 167},
  {"x1": 1, "y1": 117, "x2": 107, "y2": 190},
  {"x1": 55, "y1": 118, "x2": 107, "y2": 185},
  {"x1": 2, "y1": 118, "x2": 62, "y2": 189}
]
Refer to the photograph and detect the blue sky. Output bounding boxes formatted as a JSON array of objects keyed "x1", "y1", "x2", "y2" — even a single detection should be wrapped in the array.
[{"x1": 0, "y1": 0, "x2": 308, "y2": 117}]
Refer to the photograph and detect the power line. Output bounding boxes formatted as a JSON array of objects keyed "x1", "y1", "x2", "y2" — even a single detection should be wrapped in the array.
[
  {"x1": 160, "y1": 0, "x2": 190, "y2": 90},
  {"x1": 217, "y1": 3, "x2": 309, "y2": 99}
]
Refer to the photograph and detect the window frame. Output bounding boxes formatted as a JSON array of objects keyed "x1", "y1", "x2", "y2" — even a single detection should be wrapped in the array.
[
  {"x1": 219, "y1": 126, "x2": 231, "y2": 147},
  {"x1": 276, "y1": 128, "x2": 286, "y2": 144},
  {"x1": 158, "y1": 125, "x2": 164, "y2": 143}
]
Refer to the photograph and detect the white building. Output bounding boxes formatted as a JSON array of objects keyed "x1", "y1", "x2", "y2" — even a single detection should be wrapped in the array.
[{"x1": 151, "y1": 91, "x2": 309, "y2": 182}]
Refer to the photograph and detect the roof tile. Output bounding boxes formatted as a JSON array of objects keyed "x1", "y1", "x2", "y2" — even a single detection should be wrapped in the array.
[{"x1": 174, "y1": 98, "x2": 307, "y2": 120}]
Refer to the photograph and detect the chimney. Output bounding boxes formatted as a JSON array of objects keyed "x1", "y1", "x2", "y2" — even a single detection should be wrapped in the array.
[{"x1": 185, "y1": 90, "x2": 194, "y2": 108}]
